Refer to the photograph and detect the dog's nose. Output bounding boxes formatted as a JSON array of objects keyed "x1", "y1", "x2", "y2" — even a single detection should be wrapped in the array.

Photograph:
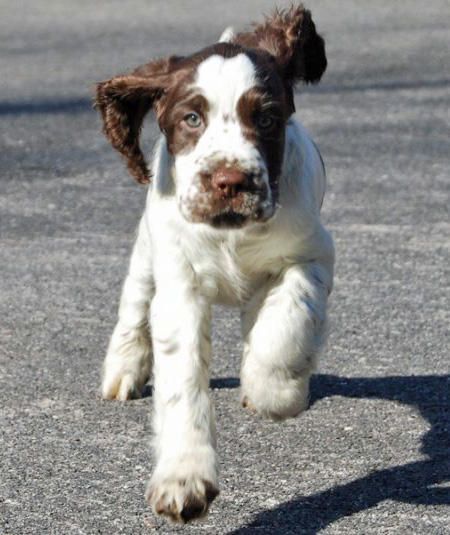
[{"x1": 211, "y1": 168, "x2": 251, "y2": 198}]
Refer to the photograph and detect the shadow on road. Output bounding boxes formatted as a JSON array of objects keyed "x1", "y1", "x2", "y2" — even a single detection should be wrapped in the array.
[
  {"x1": 2, "y1": 77, "x2": 449, "y2": 117},
  {"x1": 141, "y1": 376, "x2": 241, "y2": 398},
  {"x1": 0, "y1": 97, "x2": 92, "y2": 116},
  {"x1": 229, "y1": 373, "x2": 450, "y2": 534},
  {"x1": 300, "y1": 78, "x2": 450, "y2": 95}
]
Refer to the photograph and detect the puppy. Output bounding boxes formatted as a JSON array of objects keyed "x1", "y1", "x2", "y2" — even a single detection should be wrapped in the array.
[{"x1": 96, "y1": 4, "x2": 334, "y2": 523}]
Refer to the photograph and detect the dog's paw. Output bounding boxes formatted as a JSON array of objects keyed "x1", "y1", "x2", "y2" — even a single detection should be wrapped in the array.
[
  {"x1": 241, "y1": 395, "x2": 257, "y2": 413},
  {"x1": 101, "y1": 325, "x2": 152, "y2": 400},
  {"x1": 101, "y1": 371, "x2": 145, "y2": 400},
  {"x1": 146, "y1": 476, "x2": 219, "y2": 523},
  {"x1": 241, "y1": 372, "x2": 310, "y2": 420}
]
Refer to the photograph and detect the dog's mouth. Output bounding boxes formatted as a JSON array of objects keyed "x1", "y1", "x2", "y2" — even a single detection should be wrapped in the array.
[
  {"x1": 210, "y1": 211, "x2": 249, "y2": 228},
  {"x1": 209, "y1": 202, "x2": 275, "y2": 228},
  {"x1": 181, "y1": 192, "x2": 276, "y2": 229}
]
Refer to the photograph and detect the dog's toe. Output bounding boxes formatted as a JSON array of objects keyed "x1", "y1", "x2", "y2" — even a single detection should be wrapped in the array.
[
  {"x1": 101, "y1": 373, "x2": 144, "y2": 401},
  {"x1": 147, "y1": 477, "x2": 218, "y2": 523},
  {"x1": 241, "y1": 395, "x2": 257, "y2": 413},
  {"x1": 180, "y1": 491, "x2": 209, "y2": 522}
]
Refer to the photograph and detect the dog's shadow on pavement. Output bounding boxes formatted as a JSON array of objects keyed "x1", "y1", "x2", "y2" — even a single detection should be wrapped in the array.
[
  {"x1": 230, "y1": 373, "x2": 450, "y2": 534},
  {"x1": 141, "y1": 377, "x2": 241, "y2": 398}
]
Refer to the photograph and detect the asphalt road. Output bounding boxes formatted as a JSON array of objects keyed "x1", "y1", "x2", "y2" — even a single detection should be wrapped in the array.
[{"x1": 1, "y1": 1, "x2": 449, "y2": 533}]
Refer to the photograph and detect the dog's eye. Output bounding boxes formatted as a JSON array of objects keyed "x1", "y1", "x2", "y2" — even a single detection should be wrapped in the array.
[
  {"x1": 256, "y1": 114, "x2": 275, "y2": 130},
  {"x1": 184, "y1": 112, "x2": 202, "y2": 128}
]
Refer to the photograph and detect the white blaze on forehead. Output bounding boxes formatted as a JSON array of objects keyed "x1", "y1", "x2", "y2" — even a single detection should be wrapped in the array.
[
  {"x1": 194, "y1": 54, "x2": 257, "y2": 116},
  {"x1": 174, "y1": 52, "x2": 272, "y2": 223}
]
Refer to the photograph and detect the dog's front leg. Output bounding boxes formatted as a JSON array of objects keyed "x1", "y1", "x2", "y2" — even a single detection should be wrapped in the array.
[
  {"x1": 146, "y1": 283, "x2": 218, "y2": 523},
  {"x1": 241, "y1": 261, "x2": 333, "y2": 420},
  {"x1": 101, "y1": 217, "x2": 153, "y2": 400}
]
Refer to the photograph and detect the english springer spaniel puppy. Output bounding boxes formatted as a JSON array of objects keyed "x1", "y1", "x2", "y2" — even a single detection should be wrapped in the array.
[{"x1": 96, "y1": 4, "x2": 334, "y2": 523}]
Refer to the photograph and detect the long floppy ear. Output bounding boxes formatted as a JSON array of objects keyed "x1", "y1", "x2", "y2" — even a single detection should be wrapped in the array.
[
  {"x1": 234, "y1": 4, "x2": 327, "y2": 86},
  {"x1": 95, "y1": 57, "x2": 180, "y2": 184}
]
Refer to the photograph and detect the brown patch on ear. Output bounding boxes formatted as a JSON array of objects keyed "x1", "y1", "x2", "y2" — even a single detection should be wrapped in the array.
[
  {"x1": 95, "y1": 57, "x2": 181, "y2": 183},
  {"x1": 234, "y1": 4, "x2": 327, "y2": 86}
]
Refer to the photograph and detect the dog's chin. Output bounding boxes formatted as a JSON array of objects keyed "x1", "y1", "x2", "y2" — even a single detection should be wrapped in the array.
[
  {"x1": 179, "y1": 195, "x2": 277, "y2": 229},
  {"x1": 210, "y1": 211, "x2": 249, "y2": 229},
  {"x1": 181, "y1": 208, "x2": 274, "y2": 229},
  {"x1": 207, "y1": 206, "x2": 276, "y2": 229}
]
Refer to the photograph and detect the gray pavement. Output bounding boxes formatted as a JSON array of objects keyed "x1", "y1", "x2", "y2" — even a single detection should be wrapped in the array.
[{"x1": 1, "y1": 1, "x2": 449, "y2": 533}]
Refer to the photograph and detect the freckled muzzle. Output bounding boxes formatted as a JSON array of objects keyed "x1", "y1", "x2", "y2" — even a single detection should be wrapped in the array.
[{"x1": 180, "y1": 162, "x2": 276, "y2": 228}]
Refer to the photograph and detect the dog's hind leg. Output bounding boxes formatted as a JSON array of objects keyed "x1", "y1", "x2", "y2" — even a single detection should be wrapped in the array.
[
  {"x1": 101, "y1": 216, "x2": 154, "y2": 400},
  {"x1": 240, "y1": 261, "x2": 333, "y2": 420}
]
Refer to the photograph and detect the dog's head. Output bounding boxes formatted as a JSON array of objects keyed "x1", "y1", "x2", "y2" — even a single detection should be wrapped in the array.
[{"x1": 95, "y1": 5, "x2": 326, "y2": 228}]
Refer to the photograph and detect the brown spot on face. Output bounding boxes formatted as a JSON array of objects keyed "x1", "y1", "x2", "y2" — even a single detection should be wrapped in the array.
[
  {"x1": 158, "y1": 90, "x2": 209, "y2": 155},
  {"x1": 236, "y1": 74, "x2": 290, "y2": 201},
  {"x1": 155, "y1": 42, "x2": 254, "y2": 157}
]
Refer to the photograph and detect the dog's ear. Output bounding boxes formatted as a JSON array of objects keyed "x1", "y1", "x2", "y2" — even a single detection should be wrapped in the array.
[
  {"x1": 235, "y1": 5, "x2": 327, "y2": 86},
  {"x1": 95, "y1": 57, "x2": 181, "y2": 184}
]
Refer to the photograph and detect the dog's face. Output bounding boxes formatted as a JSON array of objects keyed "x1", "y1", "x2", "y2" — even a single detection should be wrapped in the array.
[
  {"x1": 96, "y1": 5, "x2": 326, "y2": 228},
  {"x1": 157, "y1": 46, "x2": 289, "y2": 227}
]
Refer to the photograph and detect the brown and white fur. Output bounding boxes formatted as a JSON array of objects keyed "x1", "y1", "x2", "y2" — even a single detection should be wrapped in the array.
[{"x1": 95, "y1": 4, "x2": 334, "y2": 524}]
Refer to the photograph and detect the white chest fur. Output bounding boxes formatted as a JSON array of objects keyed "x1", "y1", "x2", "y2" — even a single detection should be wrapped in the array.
[{"x1": 147, "y1": 119, "x2": 332, "y2": 305}]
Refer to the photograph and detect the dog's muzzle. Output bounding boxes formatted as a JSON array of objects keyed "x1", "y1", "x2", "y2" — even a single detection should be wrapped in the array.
[
  {"x1": 180, "y1": 163, "x2": 275, "y2": 228},
  {"x1": 209, "y1": 166, "x2": 273, "y2": 227},
  {"x1": 210, "y1": 167, "x2": 257, "y2": 199}
]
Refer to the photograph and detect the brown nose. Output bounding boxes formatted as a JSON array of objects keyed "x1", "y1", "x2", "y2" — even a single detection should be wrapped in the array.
[{"x1": 211, "y1": 167, "x2": 250, "y2": 198}]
